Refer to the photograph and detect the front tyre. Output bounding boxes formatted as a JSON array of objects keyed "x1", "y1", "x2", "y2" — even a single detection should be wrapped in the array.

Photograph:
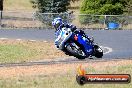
[
  {"x1": 65, "y1": 42, "x2": 86, "y2": 59},
  {"x1": 94, "y1": 45, "x2": 103, "y2": 58}
]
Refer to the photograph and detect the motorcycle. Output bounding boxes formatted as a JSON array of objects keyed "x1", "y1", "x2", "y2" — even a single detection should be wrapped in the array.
[{"x1": 55, "y1": 27, "x2": 103, "y2": 59}]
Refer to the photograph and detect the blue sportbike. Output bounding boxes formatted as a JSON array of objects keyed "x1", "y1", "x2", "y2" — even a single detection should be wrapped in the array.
[{"x1": 55, "y1": 27, "x2": 103, "y2": 59}]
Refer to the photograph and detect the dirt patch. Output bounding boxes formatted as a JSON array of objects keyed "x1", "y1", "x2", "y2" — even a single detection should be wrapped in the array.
[{"x1": 0, "y1": 59, "x2": 131, "y2": 78}]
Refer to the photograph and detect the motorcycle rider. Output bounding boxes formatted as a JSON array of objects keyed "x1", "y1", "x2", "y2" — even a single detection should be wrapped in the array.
[
  {"x1": 52, "y1": 17, "x2": 93, "y2": 49},
  {"x1": 52, "y1": 17, "x2": 76, "y2": 32}
]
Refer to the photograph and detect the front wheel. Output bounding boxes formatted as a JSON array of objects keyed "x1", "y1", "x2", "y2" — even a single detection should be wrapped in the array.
[
  {"x1": 65, "y1": 42, "x2": 87, "y2": 59},
  {"x1": 94, "y1": 45, "x2": 103, "y2": 58}
]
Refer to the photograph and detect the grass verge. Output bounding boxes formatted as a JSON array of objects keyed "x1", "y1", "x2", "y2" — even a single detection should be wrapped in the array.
[
  {"x1": 0, "y1": 39, "x2": 67, "y2": 63},
  {"x1": 0, "y1": 60, "x2": 131, "y2": 88}
]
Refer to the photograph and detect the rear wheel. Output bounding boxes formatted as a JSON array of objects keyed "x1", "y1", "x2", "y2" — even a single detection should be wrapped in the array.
[{"x1": 65, "y1": 42, "x2": 86, "y2": 59}]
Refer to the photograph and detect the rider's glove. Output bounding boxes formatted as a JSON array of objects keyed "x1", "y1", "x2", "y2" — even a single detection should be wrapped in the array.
[
  {"x1": 64, "y1": 24, "x2": 77, "y2": 32},
  {"x1": 71, "y1": 26, "x2": 77, "y2": 32}
]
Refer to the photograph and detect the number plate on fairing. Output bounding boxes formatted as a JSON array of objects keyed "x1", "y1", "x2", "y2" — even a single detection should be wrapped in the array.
[
  {"x1": 57, "y1": 36, "x2": 65, "y2": 46},
  {"x1": 55, "y1": 28, "x2": 72, "y2": 49}
]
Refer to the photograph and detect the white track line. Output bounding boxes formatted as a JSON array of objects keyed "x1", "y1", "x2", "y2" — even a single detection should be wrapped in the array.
[
  {"x1": 28, "y1": 40, "x2": 37, "y2": 42},
  {"x1": 100, "y1": 46, "x2": 113, "y2": 54},
  {"x1": 16, "y1": 39, "x2": 22, "y2": 41},
  {"x1": 0, "y1": 38, "x2": 8, "y2": 40},
  {"x1": 43, "y1": 41, "x2": 48, "y2": 43}
]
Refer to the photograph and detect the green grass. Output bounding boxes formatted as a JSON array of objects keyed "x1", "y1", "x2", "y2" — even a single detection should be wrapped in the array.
[
  {"x1": 0, "y1": 40, "x2": 67, "y2": 63},
  {"x1": 0, "y1": 44, "x2": 38, "y2": 63},
  {"x1": 0, "y1": 64, "x2": 131, "y2": 88}
]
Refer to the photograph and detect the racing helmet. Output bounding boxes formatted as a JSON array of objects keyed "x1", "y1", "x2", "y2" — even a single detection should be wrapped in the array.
[{"x1": 52, "y1": 17, "x2": 63, "y2": 29}]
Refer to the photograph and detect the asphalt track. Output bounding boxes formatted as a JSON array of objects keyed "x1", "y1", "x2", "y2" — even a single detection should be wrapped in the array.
[{"x1": 0, "y1": 29, "x2": 132, "y2": 64}]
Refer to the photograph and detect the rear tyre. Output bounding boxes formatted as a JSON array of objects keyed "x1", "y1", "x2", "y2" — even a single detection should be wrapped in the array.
[{"x1": 65, "y1": 42, "x2": 86, "y2": 59}]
